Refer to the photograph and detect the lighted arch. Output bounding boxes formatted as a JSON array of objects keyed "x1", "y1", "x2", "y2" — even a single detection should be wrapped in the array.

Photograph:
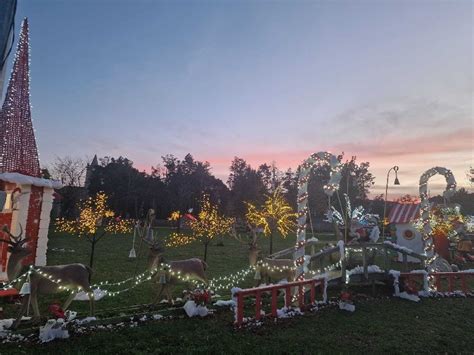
[
  {"x1": 294, "y1": 152, "x2": 342, "y2": 280},
  {"x1": 419, "y1": 167, "x2": 456, "y2": 263}
]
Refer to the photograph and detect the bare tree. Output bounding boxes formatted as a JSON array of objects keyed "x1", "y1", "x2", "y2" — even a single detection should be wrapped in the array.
[{"x1": 51, "y1": 156, "x2": 88, "y2": 187}]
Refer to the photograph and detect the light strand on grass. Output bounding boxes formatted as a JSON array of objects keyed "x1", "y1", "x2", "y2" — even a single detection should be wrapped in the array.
[
  {"x1": 207, "y1": 267, "x2": 255, "y2": 291},
  {"x1": 2, "y1": 260, "x2": 337, "y2": 296},
  {"x1": 306, "y1": 260, "x2": 341, "y2": 277}
]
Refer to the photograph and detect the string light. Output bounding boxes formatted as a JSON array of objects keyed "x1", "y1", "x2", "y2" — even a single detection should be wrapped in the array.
[
  {"x1": 413, "y1": 206, "x2": 465, "y2": 244},
  {"x1": 55, "y1": 192, "x2": 134, "y2": 238},
  {"x1": 295, "y1": 152, "x2": 342, "y2": 280},
  {"x1": 189, "y1": 194, "x2": 235, "y2": 246},
  {"x1": 418, "y1": 167, "x2": 456, "y2": 265},
  {"x1": 245, "y1": 188, "x2": 296, "y2": 240},
  {"x1": 165, "y1": 232, "x2": 196, "y2": 248},
  {"x1": 0, "y1": 18, "x2": 41, "y2": 177},
  {"x1": 207, "y1": 267, "x2": 255, "y2": 291},
  {"x1": 167, "y1": 211, "x2": 181, "y2": 222},
  {"x1": 1, "y1": 259, "x2": 342, "y2": 299},
  {"x1": 0, "y1": 270, "x2": 29, "y2": 291}
]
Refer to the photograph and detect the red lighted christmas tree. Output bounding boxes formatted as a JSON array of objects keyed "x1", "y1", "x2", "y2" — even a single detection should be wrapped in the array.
[{"x1": 0, "y1": 18, "x2": 40, "y2": 177}]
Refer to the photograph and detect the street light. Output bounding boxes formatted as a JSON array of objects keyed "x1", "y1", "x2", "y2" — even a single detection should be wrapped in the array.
[{"x1": 382, "y1": 166, "x2": 400, "y2": 238}]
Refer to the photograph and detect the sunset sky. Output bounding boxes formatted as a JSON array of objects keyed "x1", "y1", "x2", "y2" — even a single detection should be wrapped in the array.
[{"x1": 8, "y1": 0, "x2": 473, "y2": 199}]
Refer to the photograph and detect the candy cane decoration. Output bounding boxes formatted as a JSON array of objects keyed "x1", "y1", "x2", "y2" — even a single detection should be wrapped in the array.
[
  {"x1": 419, "y1": 167, "x2": 456, "y2": 263},
  {"x1": 294, "y1": 152, "x2": 342, "y2": 280}
]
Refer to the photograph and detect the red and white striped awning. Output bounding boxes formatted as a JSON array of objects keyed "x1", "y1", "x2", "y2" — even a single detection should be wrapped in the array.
[{"x1": 388, "y1": 203, "x2": 420, "y2": 224}]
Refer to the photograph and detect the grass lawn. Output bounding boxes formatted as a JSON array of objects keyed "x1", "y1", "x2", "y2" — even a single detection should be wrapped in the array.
[
  {"x1": 2, "y1": 228, "x2": 474, "y2": 353},
  {"x1": 2, "y1": 227, "x2": 313, "y2": 316}
]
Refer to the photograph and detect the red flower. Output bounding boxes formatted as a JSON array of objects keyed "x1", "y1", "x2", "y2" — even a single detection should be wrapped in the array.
[
  {"x1": 192, "y1": 289, "x2": 210, "y2": 304},
  {"x1": 48, "y1": 303, "x2": 65, "y2": 319},
  {"x1": 340, "y1": 291, "x2": 351, "y2": 301}
]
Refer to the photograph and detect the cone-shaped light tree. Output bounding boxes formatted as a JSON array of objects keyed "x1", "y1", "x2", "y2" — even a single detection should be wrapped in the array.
[{"x1": 0, "y1": 18, "x2": 40, "y2": 177}]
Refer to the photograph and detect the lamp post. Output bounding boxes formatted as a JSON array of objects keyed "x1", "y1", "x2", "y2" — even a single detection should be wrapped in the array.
[{"x1": 382, "y1": 166, "x2": 400, "y2": 238}]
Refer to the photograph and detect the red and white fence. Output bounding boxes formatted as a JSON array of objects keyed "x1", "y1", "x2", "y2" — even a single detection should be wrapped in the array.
[
  {"x1": 234, "y1": 278, "x2": 325, "y2": 326},
  {"x1": 400, "y1": 271, "x2": 474, "y2": 294}
]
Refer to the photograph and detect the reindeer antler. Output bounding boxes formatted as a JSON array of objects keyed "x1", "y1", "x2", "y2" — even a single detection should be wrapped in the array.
[
  {"x1": 0, "y1": 225, "x2": 17, "y2": 246},
  {"x1": 247, "y1": 222, "x2": 259, "y2": 247},
  {"x1": 231, "y1": 223, "x2": 259, "y2": 248},
  {"x1": 141, "y1": 228, "x2": 163, "y2": 251},
  {"x1": 0, "y1": 224, "x2": 28, "y2": 246},
  {"x1": 230, "y1": 225, "x2": 246, "y2": 244},
  {"x1": 3, "y1": 224, "x2": 23, "y2": 243},
  {"x1": 0, "y1": 238, "x2": 15, "y2": 246}
]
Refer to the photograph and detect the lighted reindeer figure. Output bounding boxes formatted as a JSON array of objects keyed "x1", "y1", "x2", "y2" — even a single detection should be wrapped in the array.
[
  {"x1": 232, "y1": 223, "x2": 295, "y2": 285},
  {"x1": 145, "y1": 239, "x2": 208, "y2": 304},
  {"x1": 0, "y1": 225, "x2": 94, "y2": 328},
  {"x1": 254, "y1": 258, "x2": 295, "y2": 285},
  {"x1": 231, "y1": 222, "x2": 261, "y2": 267}
]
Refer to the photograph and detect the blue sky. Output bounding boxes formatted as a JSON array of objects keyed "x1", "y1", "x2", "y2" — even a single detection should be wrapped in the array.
[{"x1": 8, "y1": 0, "x2": 473, "y2": 198}]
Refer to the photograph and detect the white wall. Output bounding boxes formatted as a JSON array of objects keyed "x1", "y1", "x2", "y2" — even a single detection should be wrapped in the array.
[
  {"x1": 395, "y1": 222, "x2": 423, "y2": 262},
  {"x1": 36, "y1": 188, "x2": 53, "y2": 266}
]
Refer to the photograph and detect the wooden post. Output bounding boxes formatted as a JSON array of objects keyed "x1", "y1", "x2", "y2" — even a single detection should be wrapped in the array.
[
  {"x1": 298, "y1": 285, "x2": 304, "y2": 308},
  {"x1": 448, "y1": 275, "x2": 454, "y2": 293},
  {"x1": 341, "y1": 254, "x2": 347, "y2": 284},
  {"x1": 310, "y1": 281, "x2": 316, "y2": 304},
  {"x1": 320, "y1": 278, "x2": 326, "y2": 301},
  {"x1": 285, "y1": 285, "x2": 291, "y2": 308},
  {"x1": 255, "y1": 291, "x2": 262, "y2": 320},
  {"x1": 236, "y1": 293, "x2": 244, "y2": 325},
  {"x1": 408, "y1": 275, "x2": 417, "y2": 291},
  {"x1": 402, "y1": 254, "x2": 408, "y2": 272},
  {"x1": 271, "y1": 288, "x2": 278, "y2": 317},
  {"x1": 362, "y1": 246, "x2": 368, "y2": 280},
  {"x1": 460, "y1": 274, "x2": 467, "y2": 294},
  {"x1": 435, "y1": 275, "x2": 442, "y2": 292}
]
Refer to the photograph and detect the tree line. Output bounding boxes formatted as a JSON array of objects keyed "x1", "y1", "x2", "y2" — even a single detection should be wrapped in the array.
[{"x1": 47, "y1": 153, "x2": 474, "y2": 222}]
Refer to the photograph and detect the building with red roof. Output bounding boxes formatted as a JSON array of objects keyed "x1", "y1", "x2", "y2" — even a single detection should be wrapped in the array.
[{"x1": 387, "y1": 203, "x2": 423, "y2": 262}]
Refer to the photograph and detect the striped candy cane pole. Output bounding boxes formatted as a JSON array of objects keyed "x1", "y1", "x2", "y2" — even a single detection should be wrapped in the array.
[
  {"x1": 294, "y1": 152, "x2": 342, "y2": 280},
  {"x1": 419, "y1": 167, "x2": 456, "y2": 265}
]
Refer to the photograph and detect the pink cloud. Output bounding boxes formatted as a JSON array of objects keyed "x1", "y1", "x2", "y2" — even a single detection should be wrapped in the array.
[
  {"x1": 127, "y1": 123, "x2": 472, "y2": 200},
  {"x1": 202, "y1": 127, "x2": 472, "y2": 198}
]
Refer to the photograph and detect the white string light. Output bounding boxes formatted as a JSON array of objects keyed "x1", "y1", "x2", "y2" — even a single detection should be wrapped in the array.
[
  {"x1": 419, "y1": 167, "x2": 456, "y2": 265},
  {"x1": 295, "y1": 152, "x2": 342, "y2": 281}
]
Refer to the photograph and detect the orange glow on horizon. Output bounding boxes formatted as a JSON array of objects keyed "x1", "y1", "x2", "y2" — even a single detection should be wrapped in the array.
[{"x1": 131, "y1": 127, "x2": 472, "y2": 200}]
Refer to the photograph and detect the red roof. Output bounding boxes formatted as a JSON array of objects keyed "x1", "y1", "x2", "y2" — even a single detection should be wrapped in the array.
[
  {"x1": 388, "y1": 203, "x2": 420, "y2": 224},
  {"x1": 183, "y1": 213, "x2": 197, "y2": 221}
]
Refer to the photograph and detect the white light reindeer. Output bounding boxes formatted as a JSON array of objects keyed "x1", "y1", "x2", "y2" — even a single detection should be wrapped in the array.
[
  {"x1": 231, "y1": 223, "x2": 261, "y2": 267},
  {"x1": 231, "y1": 223, "x2": 295, "y2": 284},
  {"x1": 254, "y1": 258, "x2": 295, "y2": 285},
  {"x1": 0, "y1": 225, "x2": 94, "y2": 329},
  {"x1": 145, "y1": 239, "x2": 208, "y2": 304}
]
